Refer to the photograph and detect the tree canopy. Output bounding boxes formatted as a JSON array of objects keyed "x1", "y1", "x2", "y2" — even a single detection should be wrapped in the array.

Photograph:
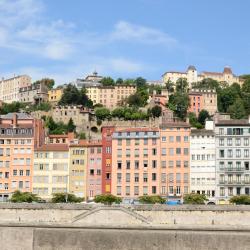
[
  {"x1": 59, "y1": 84, "x2": 93, "y2": 107},
  {"x1": 100, "y1": 77, "x2": 115, "y2": 86},
  {"x1": 34, "y1": 78, "x2": 55, "y2": 90},
  {"x1": 10, "y1": 190, "x2": 41, "y2": 203},
  {"x1": 51, "y1": 193, "x2": 84, "y2": 203}
]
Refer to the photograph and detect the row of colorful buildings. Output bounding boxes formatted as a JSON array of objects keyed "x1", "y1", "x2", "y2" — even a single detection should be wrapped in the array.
[{"x1": 0, "y1": 112, "x2": 249, "y2": 203}]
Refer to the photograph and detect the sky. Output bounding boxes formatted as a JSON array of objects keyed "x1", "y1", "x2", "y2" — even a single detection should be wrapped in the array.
[{"x1": 0, "y1": 0, "x2": 250, "y2": 85}]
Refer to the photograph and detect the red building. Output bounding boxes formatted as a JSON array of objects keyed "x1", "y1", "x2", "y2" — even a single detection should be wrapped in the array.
[{"x1": 101, "y1": 126, "x2": 115, "y2": 194}]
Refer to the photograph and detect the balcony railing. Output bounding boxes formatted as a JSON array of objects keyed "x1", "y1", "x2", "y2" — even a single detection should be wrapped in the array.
[
  {"x1": 219, "y1": 180, "x2": 248, "y2": 185},
  {"x1": 220, "y1": 167, "x2": 245, "y2": 172}
]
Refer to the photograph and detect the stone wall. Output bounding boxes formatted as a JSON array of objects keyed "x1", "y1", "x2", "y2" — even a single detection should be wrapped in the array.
[{"x1": 1, "y1": 204, "x2": 250, "y2": 250}]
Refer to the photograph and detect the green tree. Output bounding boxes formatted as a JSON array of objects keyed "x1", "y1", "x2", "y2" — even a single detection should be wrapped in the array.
[
  {"x1": 198, "y1": 109, "x2": 210, "y2": 125},
  {"x1": 116, "y1": 78, "x2": 123, "y2": 84},
  {"x1": 10, "y1": 190, "x2": 41, "y2": 203},
  {"x1": 218, "y1": 87, "x2": 238, "y2": 112},
  {"x1": 139, "y1": 195, "x2": 166, "y2": 204},
  {"x1": 67, "y1": 118, "x2": 76, "y2": 132},
  {"x1": 183, "y1": 193, "x2": 208, "y2": 204},
  {"x1": 227, "y1": 98, "x2": 246, "y2": 119},
  {"x1": 0, "y1": 102, "x2": 25, "y2": 115},
  {"x1": 59, "y1": 84, "x2": 81, "y2": 105},
  {"x1": 127, "y1": 93, "x2": 144, "y2": 107},
  {"x1": 112, "y1": 107, "x2": 126, "y2": 119},
  {"x1": 188, "y1": 112, "x2": 202, "y2": 128},
  {"x1": 123, "y1": 78, "x2": 135, "y2": 85},
  {"x1": 134, "y1": 77, "x2": 147, "y2": 89},
  {"x1": 79, "y1": 88, "x2": 93, "y2": 108},
  {"x1": 34, "y1": 78, "x2": 55, "y2": 90},
  {"x1": 100, "y1": 77, "x2": 115, "y2": 86},
  {"x1": 78, "y1": 132, "x2": 86, "y2": 139},
  {"x1": 150, "y1": 105, "x2": 162, "y2": 118},
  {"x1": 168, "y1": 92, "x2": 190, "y2": 120},
  {"x1": 94, "y1": 194, "x2": 122, "y2": 205},
  {"x1": 165, "y1": 79, "x2": 174, "y2": 93},
  {"x1": 229, "y1": 195, "x2": 250, "y2": 205},
  {"x1": 51, "y1": 193, "x2": 84, "y2": 203},
  {"x1": 176, "y1": 78, "x2": 188, "y2": 93},
  {"x1": 95, "y1": 107, "x2": 111, "y2": 120}
]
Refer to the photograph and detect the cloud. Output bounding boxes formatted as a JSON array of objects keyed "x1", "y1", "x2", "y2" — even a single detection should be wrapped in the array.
[
  {"x1": 109, "y1": 58, "x2": 144, "y2": 73},
  {"x1": 110, "y1": 21, "x2": 177, "y2": 47}
]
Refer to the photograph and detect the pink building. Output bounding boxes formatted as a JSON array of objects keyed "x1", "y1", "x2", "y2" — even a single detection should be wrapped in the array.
[
  {"x1": 87, "y1": 141, "x2": 102, "y2": 200},
  {"x1": 188, "y1": 92, "x2": 204, "y2": 116},
  {"x1": 111, "y1": 128, "x2": 161, "y2": 198},
  {"x1": 159, "y1": 122, "x2": 190, "y2": 200}
]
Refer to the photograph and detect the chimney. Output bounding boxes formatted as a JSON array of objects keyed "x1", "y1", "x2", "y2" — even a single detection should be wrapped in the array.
[{"x1": 13, "y1": 113, "x2": 17, "y2": 127}]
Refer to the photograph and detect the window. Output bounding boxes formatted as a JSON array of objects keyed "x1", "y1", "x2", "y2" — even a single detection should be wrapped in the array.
[
  {"x1": 244, "y1": 149, "x2": 249, "y2": 158},
  {"x1": 106, "y1": 147, "x2": 111, "y2": 154},
  {"x1": 152, "y1": 148, "x2": 157, "y2": 155},
  {"x1": 161, "y1": 148, "x2": 166, "y2": 156},
  {"x1": 235, "y1": 138, "x2": 241, "y2": 146},
  {"x1": 184, "y1": 136, "x2": 189, "y2": 142},
  {"x1": 152, "y1": 173, "x2": 157, "y2": 181},
  {"x1": 176, "y1": 136, "x2": 181, "y2": 142},
  {"x1": 143, "y1": 186, "x2": 148, "y2": 195},
  {"x1": 144, "y1": 139, "x2": 148, "y2": 145},
  {"x1": 143, "y1": 149, "x2": 148, "y2": 157},
  {"x1": 134, "y1": 186, "x2": 139, "y2": 195},
  {"x1": 244, "y1": 138, "x2": 249, "y2": 146},
  {"x1": 126, "y1": 139, "x2": 130, "y2": 146},
  {"x1": 143, "y1": 173, "x2": 148, "y2": 182},
  {"x1": 162, "y1": 136, "x2": 166, "y2": 142},
  {"x1": 135, "y1": 161, "x2": 139, "y2": 169},
  {"x1": 184, "y1": 148, "x2": 189, "y2": 155},
  {"x1": 126, "y1": 173, "x2": 130, "y2": 182},
  {"x1": 219, "y1": 139, "x2": 224, "y2": 146},
  {"x1": 219, "y1": 150, "x2": 225, "y2": 158},
  {"x1": 236, "y1": 149, "x2": 241, "y2": 158},
  {"x1": 184, "y1": 161, "x2": 189, "y2": 168},
  {"x1": 176, "y1": 148, "x2": 181, "y2": 155},
  {"x1": 117, "y1": 161, "x2": 122, "y2": 170},
  {"x1": 19, "y1": 170, "x2": 23, "y2": 176},
  {"x1": 152, "y1": 160, "x2": 157, "y2": 168},
  {"x1": 126, "y1": 149, "x2": 131, "y2": 157},
  {"x1": 227, "y1": 138, "x2": 232, "y2": 146},
  {"x1": 161, "y1": 161, "x2": 166, "y2": 168},
  {"x1": 126, "y1": 161, "x2": 130, "y2": 170},
  {"x1": 169, "y1": 148, "x2": 174, "y2": 156},
  {"x1": 169, "y1": 186, "x2": 173, "y2": 194},
  {"x1": 168, "y1": 161, "x2": 174, "y2": 168},
  {"x1": 117, "y1": 186, "x2": 121, "y2": 195},
  {"x1": 143, "y1": 160, "x2": 148, "y2": 168},
  {"x1": 176, "y1": 161, "x2": 181, "y2": 168},
  {"x1": 219, "y1": 128, "x2": 224, "y2": 135},
  {"x1": 176, "y1": 173, "x2": 181, "y2": 183},
  {"x1": 117, "y1": 149, "x2": 122, "y2": 157},
  {"x1": 176, "y1": 186, "x2": 181, "y2": 194},
  {"x1": 152, "y1": 186, "x2": 157, "y2": 194},
  {"x1": 134, "y1": 173, "x2": 139, "y2": 182},
  {"x1": 26, "y1": 170, "x2": 30, "y2": 176},
  {"x1": 134, "y1": 149, "x2": 139, "y2": 157}
]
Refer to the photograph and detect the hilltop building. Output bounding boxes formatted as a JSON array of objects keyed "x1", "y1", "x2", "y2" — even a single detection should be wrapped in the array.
[
  {"x1": 162, "y1": 66, "x2": 243, "y2": 87},
  {"x1": 75, "y1": 71, "x2": 103, "y2": 89}
]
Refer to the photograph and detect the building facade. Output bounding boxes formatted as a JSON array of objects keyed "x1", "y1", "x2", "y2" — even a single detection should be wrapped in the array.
[
  {"x1": 0, "y1": 113, "x2": 44, "y2": 201},
  {"x1": 101, "y1": 126, "x2": 115, "y2": 194},
  {"x1": 69, "y1": 141, "x2": 88, "y2": 199},
  {"x1": 188, "y1": 89, "x2": 217, "y2": 116},
  {"x1": 48, "y1": 86, "x2": 65, "y2": 104},
  {"x1": 85, "y1": 85, "x2": 136, "y2": 108},
  {"x1": 111, "y1": 128, "x2": 161, "y2": 198},
  {"x1": 18, "y1": 82, "x2": 48, "y2": 104},
  {"x1": 87, "y1": 141, "x2": 102, "y2": 200},
  {"x1": 163, "y1": 66, "x2": 243, "y2": 87},
  {"x1": 0, "y1": 75, "x2": 32, "y2": 103},
  {"x1": 190, "y1": 128, "x2": 216, "y2": 199},
  {"x1": 75, "y1": 71, "x2": 103, "y2": 89},
  {"x1": 215, "y1": 116, "x2": 250, "y2": 203},
  {"x1": 33, "y1": 144, "x2": 69, "y2": 200},
  {"x1": 159, "y1": 122, "x2": 190, "y2": 199}
]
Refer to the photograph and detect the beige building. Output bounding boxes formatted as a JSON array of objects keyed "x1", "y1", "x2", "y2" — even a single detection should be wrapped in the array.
[
  {"x1": 33, "y1": 144, "x2": 69, "y2": 200},
  {"x1": 163, "y1": 66, "x2": 243, "y2": 87},
  {"x1": 85, "y1": 85, "x2": 137, "y2": 108},
  {"x1": 0, "y1": 75, "x2": 32, "y2": 103},
  {"x1": 18, "y1": 82, "x2": 48, "y2": 104},
  {"x1": 69, "y1": 140, "x2": 88, "y2": 199}
]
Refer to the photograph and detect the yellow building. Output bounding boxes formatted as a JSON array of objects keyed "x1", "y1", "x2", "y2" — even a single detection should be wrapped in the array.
[
  {"x1": 48, "y1": 87, "x2": 64, "y2": 103},
  {"x1": 69, "y1": 140, "x2": 88, "y2": 200},
  {"x1": 33, "y1": 144, "x2": 69, "y2": 200},
  {"x1": 85, "y1": 85, "x2": 136, "y2": 108}
]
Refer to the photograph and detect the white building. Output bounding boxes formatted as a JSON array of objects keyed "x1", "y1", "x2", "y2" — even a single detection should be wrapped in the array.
[
  {"x1": 190, "y1": 121, "x2": 216, "y2": 201},
  {"x1": 215, "y1": 115, "x2": 250, "y2": 203}
]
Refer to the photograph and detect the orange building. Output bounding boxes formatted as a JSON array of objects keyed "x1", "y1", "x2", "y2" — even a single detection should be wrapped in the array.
[
  {"x1": 0, "y1": 113, "x2": 44, "y2": 201},
  {"x1": 111, "y1": 128, "x2": 161, "y2": 198},
  {"x1": 159, "y1": 122, "x2": 190, "y2": 200}
]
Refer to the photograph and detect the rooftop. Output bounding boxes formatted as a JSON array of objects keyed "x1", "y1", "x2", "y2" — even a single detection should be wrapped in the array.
[
  {"x1": 36, "y1": 144, "x2": 69, "y2": 152},
  {"x1": 191, "y1": 129, "x2": 214, "y2": 136},
  {"x1": 0, "y1": 113, "x2": 33, "y2": 120},
  {"x1": 115, "y1": 127, "x2": 159, "y2": 133},
  {"x1": 215, "y1": 119, "x2": 250, "y2": 126}
]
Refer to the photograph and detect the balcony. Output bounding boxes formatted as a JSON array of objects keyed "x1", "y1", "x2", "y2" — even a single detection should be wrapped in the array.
[
  {"x1": 222, "y1": 167, "x2": 245, "y2": 173},
  {"x1": 219, "y1": 180, "x2": 246, "y2": 185}
]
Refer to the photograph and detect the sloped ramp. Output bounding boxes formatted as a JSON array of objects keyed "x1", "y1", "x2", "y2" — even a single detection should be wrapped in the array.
[{"x1": 72, "y1": 206, "x2": 150, "y2": 225}]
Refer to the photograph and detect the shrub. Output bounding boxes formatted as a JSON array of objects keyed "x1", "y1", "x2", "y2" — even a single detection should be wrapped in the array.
[
  {"x1": 183, "y1": 193, "x2": 208, "y2": 204},
  {"x1": 94, "y1": 194, "x2": 122, "y2": 205},
  {"x1": 10, "y1": 190, "x2": 41, "y2": 203},
  {"x1": 139, "y1": 195, "x2": 166, "y2": 204},
  {"x1": 51, "y1": 193, "x2": 84, "y2": 203},
  {"x1": 230, "y1": 195, "x2": 250, "y2": 205}
]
